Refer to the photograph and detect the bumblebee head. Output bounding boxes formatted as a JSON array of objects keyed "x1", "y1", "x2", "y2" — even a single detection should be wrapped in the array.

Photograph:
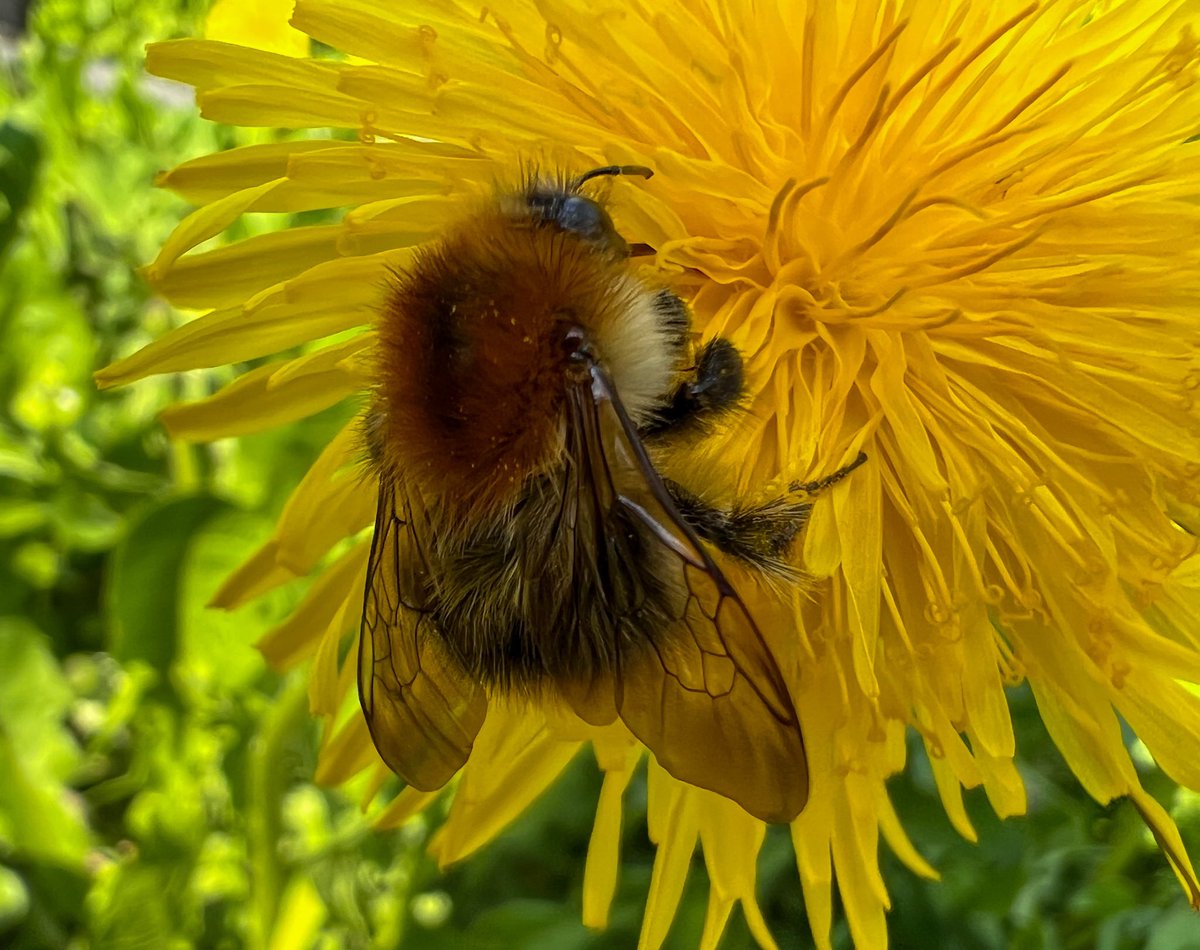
[{"x1": 519, "y1": 165, "x2": 653, "y2": 258}]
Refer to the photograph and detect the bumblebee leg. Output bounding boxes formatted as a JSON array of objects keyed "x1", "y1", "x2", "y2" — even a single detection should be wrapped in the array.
[
  {"x1": 643, "y1": 335, "x2": 745, "y2": 436},
  {"x1": 788, "y1": 452, "x2": 869, "y2": 495},
  {"x1": 664, "y1": 455, "x2": 870, "y2": 571},
  {"x1": 665, "y1": 480, "x2": 810, "y2": 574},
  {"x1": 652, "y1": 289, "x2": 691, "y2": 349}
]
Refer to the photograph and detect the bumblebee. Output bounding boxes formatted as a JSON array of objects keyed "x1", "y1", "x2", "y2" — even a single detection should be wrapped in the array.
[{"x1": 360, "y1": 165, "x2": 864, "y2": 822}]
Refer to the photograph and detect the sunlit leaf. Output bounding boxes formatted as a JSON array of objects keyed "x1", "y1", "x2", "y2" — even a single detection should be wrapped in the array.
[{"x1": 105, "y1": 494, "x2": 230, "y2": 679}]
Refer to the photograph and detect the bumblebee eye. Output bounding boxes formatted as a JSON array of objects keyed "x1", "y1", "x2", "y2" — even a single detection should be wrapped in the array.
[{"x1": 557, "y1": 196, "x2": 603, "y2": 238}]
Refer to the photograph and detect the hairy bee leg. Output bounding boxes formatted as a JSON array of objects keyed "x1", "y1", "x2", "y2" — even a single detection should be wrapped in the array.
[
  {"x1": 664, "y1": 479, "x2": 811, "y2": 573},
  {"x1": 663, "y1": 454, "x2": 870, "y2": 571},
  {"x1": 788, "y1": 452, "x2": 869, "y2": 495},
  {"x1": 686, "y1": 338, "x2": 744, "y2": 411},
  {"x1": 642, "y1": 304, "x2": 745, "y2": 437}
]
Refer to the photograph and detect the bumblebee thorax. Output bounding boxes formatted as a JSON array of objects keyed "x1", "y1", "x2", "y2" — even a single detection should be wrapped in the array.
[{"x1": 373, "y1": 213, "x2": 676, "y2": 514}]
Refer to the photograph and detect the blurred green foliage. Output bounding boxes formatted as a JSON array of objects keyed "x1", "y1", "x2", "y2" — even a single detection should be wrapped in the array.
[{"x1": 1, "y1": 1, "x2": 1198, "y2": 948}]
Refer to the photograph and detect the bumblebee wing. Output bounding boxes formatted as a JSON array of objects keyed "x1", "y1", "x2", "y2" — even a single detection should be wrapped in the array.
[
  {"x1": 358, "y1": 477, "x2": 487, "y2": 790},
  {"x1": 587, "y1": 366, "x2": 809, "y2": 823}
]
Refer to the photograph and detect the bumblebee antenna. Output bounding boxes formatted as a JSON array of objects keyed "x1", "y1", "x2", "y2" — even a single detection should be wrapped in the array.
[{"x1": 572, "y1": 164, "x2": 654, "y2": 189}]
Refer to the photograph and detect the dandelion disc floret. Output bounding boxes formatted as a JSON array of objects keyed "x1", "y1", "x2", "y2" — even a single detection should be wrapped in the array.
[{"x1": 99, "y1": 1, "x2": 1200, "y2": 946}]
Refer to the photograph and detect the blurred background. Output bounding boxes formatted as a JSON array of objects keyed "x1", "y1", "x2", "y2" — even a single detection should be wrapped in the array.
[{"x1": 1, "y1": 1, "x2": 1199, "y2": 947}]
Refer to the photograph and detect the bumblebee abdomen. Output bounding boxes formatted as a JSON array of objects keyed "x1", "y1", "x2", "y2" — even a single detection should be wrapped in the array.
[{"x1": 428, "y1": 478, "x2": 675, "y2": 691}]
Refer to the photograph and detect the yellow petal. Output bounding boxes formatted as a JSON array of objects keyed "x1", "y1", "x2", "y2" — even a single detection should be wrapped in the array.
[
  {"x1": 831, "y1": 776, "x2": 889, "y2": 948},
  {"x1": 213, "y1": 421, "x2": 373, "y2": 609},
  {"x1": 157, "y1": 140, "x2": 337, "y2": 203},
  {"x1": 267, "y1": 420, "x2": 374, "y2": 577},
  {"x1": 314, "y1": 712, "x2": 376, "y2": 786},
  {"x1": 150, "y1": 226, "x2": 342, "y2": 310},
  {"x1": 1130, "y1": 788, "x2": 1200, "y2": 910},
  {"x1": 158, "y1": 337, "x2": 370, "y2": 441},
  {"x1": 97, "y1": 256, "x2": 385, "y2": 386},
  {"x1": 696, "y1": 793, "x2": 773, "y2": 950},
  {"x1": 1117, "y1": 667, "x2": 1200, "y2": 791},
  {"x1": 975, "y1": 751, "x2": 1027, "y2": 820},
  {"x1": 374, "y1": 786, "x2": 440, "y2": 831},
  {"x1": 265, "y1": 874, "x2": 326, "y2": 950},
  {"x1": 146, "y1": 178, "x2": 286, "y2": 287},
  {"x1": 256, "y1": 541, "x2": 369, "y2": 669},
  {"x1": 146, "y1": 38, "x2": 341, "y2": 94},
  {"x1": 198, "y1": 84, "x2": 364, "y2": 131},
  {"x1": 582, "y1": 747, "x2": 639, "y2": 930},
  {"x1": 878, "y1": 791, "x2": 938, "y2": 881},
  {"x1": 429, "y1": 705, "x2": 580, "y2": 865},
  {"x1": 307, "y1": 587, "x2": 359, "y2": 717},
  {"x1": 834, "y1": 454, "x2": 883, "y2": 698},
  {"x1": 208, "y1": 540, "x2": 297, "y2": 609},
  {"x1": 639, "y1": 764, "x2": 700, "y2": 950}
]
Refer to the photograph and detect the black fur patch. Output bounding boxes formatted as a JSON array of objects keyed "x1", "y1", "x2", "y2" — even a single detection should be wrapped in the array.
[{"x1": 644, "y1": 336, "x2": 746, "y2": 436}]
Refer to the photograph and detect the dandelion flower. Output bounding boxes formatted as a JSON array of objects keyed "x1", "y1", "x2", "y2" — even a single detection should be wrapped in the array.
[{"x1": 98, "y1": 1, "x2": 1200, "y2": 946}]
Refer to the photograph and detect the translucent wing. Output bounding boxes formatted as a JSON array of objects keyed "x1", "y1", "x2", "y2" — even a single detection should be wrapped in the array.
[
  {"x1": 584, "y1": 367, "x2": 809, "y2": 823},
  {"x1": 358, "y1": 477, "x2": 488, "y2": 790}
]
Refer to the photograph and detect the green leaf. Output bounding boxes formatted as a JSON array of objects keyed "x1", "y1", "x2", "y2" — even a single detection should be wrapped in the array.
[
  {"x1": 51, "y1": 490, "x2": 122, "y2": 552},
  {"x1": 0, "y1": 498, "x2": 48, "y2": 538},
  {"x1": 88, "y1": 861, "x2": 191, "y2": 948},
  {"x1": 1146, "y1": 904, "x2": 1200, "y2": 950},
  {"x1": 105, "y1": 494, "x2": 230, "y2": 680},
  {"x1": 0, "y1": 730, "x2": 89, "y2": 868},
  {"x1": 0, "y1": 123, "x2": 40, "y2": 260},
  {"x1": 0, "y1": 864, "x2": 31, "y2": 933},
  {"x1": 0, "y1": 620, "x2": 87, "y2": 870},
  {"x1": 0, "y1": 618, "x2": 77, "y2": 779},
  {"x1": 461, "y1": 900, "x2": 596, "y2": 950},
  {"x1": 176, "y1": 507, "x2": 290, "y2": 692}
]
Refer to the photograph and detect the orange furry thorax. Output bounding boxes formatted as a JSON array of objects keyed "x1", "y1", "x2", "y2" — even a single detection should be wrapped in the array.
[{"x1": 374, "y1": 206, "x2": 638, "y2": 516}]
